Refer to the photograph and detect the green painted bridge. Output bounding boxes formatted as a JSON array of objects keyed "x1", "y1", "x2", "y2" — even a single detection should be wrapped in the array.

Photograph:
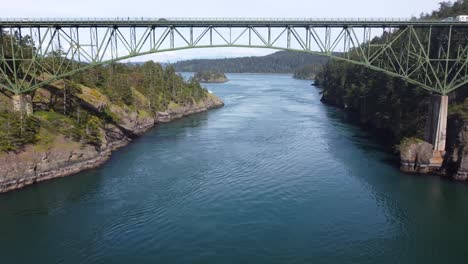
[
  {"x1": 1, "y1": 18, "x2": 467, "y2": 158},
  {"x1": 1, "y1": 18, "x2": 467, "y2": 95}
]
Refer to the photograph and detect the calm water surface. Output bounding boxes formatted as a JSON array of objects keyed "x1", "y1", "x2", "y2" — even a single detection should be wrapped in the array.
[{"x1": 1, "y1": 74, "x2": 468, "y2": 263}]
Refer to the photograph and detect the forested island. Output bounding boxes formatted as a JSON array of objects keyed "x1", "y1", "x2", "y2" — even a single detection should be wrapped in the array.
[
  {"x1": 172, "y1": 51, "x2": 330, "y2": 75},
  {"x1": 315, "y1": 0, "x2": 468, "y2": 179},
  {"x1": 194, "y1": 70, "x2": 229, "y2": 83},
  {"x1": 0, "y1": 32, "x2": 223, "y2": 193}
]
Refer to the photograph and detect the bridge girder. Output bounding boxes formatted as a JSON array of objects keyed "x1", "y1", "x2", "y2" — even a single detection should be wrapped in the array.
[{"x1": 0, "y1": 19, "x2": 467, "y2": 95}]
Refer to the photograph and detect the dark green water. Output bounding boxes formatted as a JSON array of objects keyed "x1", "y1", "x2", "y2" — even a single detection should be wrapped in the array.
[{"x1": 1, "y1": 73, "x2": 468, "y2": 263}]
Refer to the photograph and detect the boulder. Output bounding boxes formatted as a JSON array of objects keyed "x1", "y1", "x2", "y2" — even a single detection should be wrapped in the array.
[{"x1": 400, "y1": 140, "x2": 436, "y2": 173}]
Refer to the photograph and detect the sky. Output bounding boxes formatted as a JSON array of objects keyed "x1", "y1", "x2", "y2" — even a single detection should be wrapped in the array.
[{"x1": 2, "y1": 0, "x2": 444, "y2": 62}]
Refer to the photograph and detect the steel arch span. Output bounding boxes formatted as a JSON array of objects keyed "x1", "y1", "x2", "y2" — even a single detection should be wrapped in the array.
[{"x1": 1, "y1": 18, "x2": 468, "y2": 95}]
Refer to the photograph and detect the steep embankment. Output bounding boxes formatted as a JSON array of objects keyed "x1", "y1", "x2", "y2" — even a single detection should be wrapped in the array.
[
  {"x1": 398, "y1": 110, "x2": 468, "y2": 178},
  {"x1": 315, "y1": 0, "x2": 468, "y2": 179},
  {"x1": 443, "y1": 109, "x2": 468, "y2": 179},
  {"x1": 0, "y1": 84, "x2": 223, "y2": 193},
  {"x1": 317, "y1": 61, "x2": 468, "y2": 179}
]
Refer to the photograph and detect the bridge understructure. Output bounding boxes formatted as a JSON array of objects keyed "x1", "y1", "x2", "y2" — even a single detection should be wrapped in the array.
[{"x1": 1, "y1": 18, "x2": 468, "y2": 162}]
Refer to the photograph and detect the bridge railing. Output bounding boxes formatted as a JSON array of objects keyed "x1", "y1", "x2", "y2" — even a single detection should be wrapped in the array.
[{"x1": 0, "y1": 17, "x2": 450, "y2": 22}]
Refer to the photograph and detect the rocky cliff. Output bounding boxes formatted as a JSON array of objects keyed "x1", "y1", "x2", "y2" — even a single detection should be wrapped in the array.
[
  {"x1": 399, "y1": 139, "x2": 435, "y2": 174},
  {"x1": 318, "y1": 85, "x2": 467, "y2": 180},
  {"x1": 0, "y1": 91, "x2": 224, "y2": 193},
  {"x1": 399, "y1": 114, "x2": 468, "y2": 179},
  {"x1": 443, "y1": 115, "x2": 468, "y2": 180}
]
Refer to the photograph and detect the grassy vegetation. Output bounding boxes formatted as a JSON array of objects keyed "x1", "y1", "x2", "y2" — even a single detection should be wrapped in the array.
[
  {"x1": 395, "y1": 137, "x2": 425, "y2": 153},
  {"x1": 0, "y1": 33, "x2": 210, "y2": 152}
]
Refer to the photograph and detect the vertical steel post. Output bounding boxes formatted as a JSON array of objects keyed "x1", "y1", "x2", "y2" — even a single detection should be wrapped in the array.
[
  {"x1": 443, "y1": 26, "x2": 453, "y2": 92},
  {"x1": 210, "y1": 26, "x2": 212, "y2": 46},
  {"x1": 190, "y1": 26, "x2": 193, "y2": 46},
  {"x1": 9, "y1": 27, "x2": 18, "y2": 93},
  {"x1": 268, "y1": 26, "x2": 271, "y2": 46},
  {"x1": 170, "y1": 26, "x2": 174, "y2": 49}
]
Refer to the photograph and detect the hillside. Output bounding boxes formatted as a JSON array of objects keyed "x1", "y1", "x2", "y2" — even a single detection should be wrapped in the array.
[
  {"x1": 171, "y1": 51, "x2": 331, "y2": 74},
  {"x1": 0, "y1": 28, "x2": 224, "y2": 191},
  {"x1": 315, "y1": 0, "x2": 468, "y2": 178}
]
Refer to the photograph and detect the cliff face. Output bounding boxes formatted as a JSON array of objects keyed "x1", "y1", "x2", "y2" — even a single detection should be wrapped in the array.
[
  {"x1": 444, "y1": 115, "x2": 468, "y2": 180},
  {"x1": 397, "y1": 115, "x2": 468, "y2": 179},
  {"x1": 319, "y1": 88, "x2": 468, "y2": 180},
  {"x1": 399, "y1": 140, "x2": 435, "y2": 174},
  {"x1": 0, "y1": 92, "x2": 224, "y2": 193}
]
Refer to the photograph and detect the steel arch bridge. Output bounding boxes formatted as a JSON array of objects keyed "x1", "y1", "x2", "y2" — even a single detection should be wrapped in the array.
[{"x1": 1, "y1": 18, "x2": 468, "y2": 95}]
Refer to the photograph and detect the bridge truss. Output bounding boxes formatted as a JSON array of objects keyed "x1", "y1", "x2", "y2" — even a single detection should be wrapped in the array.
[{"x1": 0, "y1": 18, "x2": 468, "y2": 95}]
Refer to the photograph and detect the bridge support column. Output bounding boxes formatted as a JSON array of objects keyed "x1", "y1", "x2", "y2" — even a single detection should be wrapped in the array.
[
  {"x1": 12, "y1": 94, "x2": 33, "y2": 116},
  {"x1": 425, "y1": 95, "x2": 448, "y2": 167}
]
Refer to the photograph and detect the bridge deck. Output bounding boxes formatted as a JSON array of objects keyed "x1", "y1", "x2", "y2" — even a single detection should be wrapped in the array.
[{"x1": 1, "y1": 18, "x2": 467, "y2": 27}]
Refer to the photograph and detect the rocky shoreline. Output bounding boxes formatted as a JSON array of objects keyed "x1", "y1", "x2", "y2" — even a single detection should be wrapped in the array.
[
  {"x1": 0, "y1": 95, "x2": 224, "y2": 193},
  {"x1": 320, "y1": 93, "x2": 468, "y2": 180},
  {"x1": 398, "y1": 114, "x2": 468, "y2": 180}
]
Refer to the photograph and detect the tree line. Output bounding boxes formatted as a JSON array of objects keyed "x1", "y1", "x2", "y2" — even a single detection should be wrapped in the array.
[
  {"x1": 315, "y1": 0, "x2": 468, "y2": 145},
  {"x1": 0, "y1": 29, "x2": 209, "y2": 152},
  {"x1": 171, "y1": 51, "x2": 330, "y2": 74}
]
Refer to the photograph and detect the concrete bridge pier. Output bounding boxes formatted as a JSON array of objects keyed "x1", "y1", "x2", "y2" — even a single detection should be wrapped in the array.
[
  {"x1": 425, "y1": 95, "x2": 448, "y2": 167},
  {"x1": 12, "y1": 94, "x2": 33, "y2": 116}
]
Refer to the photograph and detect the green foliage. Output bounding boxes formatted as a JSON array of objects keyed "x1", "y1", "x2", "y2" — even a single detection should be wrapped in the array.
[
  {"x1": 421, "y1": 0, "x2": 468, "y2": 19},
  {"x1": 0, "y1": 30, "x2": 37, "y2": 91},
  {"x1": 293, "y1": 64, "x2": 322, "y2": 80},
  {"x1": 172, "y1": 51, "x2": 331, "y2": 74},
  {"x1": 0, "y1": 111, "x2": 39, "y2": 152},
  {"x1": 103, "y1": 106, "x2": 120, "y2": 123},
  {"x1": 317, "y1": 60, "x2": 431, "y2": 143},
  {"x1": 0, "y1": 25, "x2": 213, "y2": 153},
  {"x1": 194, "y1": 70, "x2": 227, "y2": 82},
  {"x1": 0, "y1": 57, "x2": 210, "y2": 152},
  {"x1": 449, "y1": 98, "x2": 468, "y2": 120},
  {"x1": 84, "y1": 116, "x2": 102, "y2": 147},
  {"x1": 69, "y1": 62, "x2": 207, "y2": 113},
  {"x1": 315, "y1": 1, "x2": 468, "y2": 145},
  {"x1": 395, "y1": 137, "x2": 424, "y2": 152}
]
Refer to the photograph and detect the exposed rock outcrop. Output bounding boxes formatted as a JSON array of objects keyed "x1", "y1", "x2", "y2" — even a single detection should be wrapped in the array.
[
  {"x1": 320, "y1": 86, "x2": 468, "y2": 180},
  {"x1": 444, "y1": 115, "x2": 468, "y2": 180},
  {"x1": 157, "y1": 94, "x2": 224, "y2": 122},
  {"x1": 399, "y1": 140, "x2": 436, "y2": 174},
  {"x1": 0, "y1": 133, "x2": 129, "y2": 193},
  {"x1": 399, "y1": 115, "x2": 468, "y2": 179}
]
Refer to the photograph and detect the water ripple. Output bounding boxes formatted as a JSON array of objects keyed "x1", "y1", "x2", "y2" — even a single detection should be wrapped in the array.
[{"x1": 0, "y1": 74, "x2": 467, "y2": 264}]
